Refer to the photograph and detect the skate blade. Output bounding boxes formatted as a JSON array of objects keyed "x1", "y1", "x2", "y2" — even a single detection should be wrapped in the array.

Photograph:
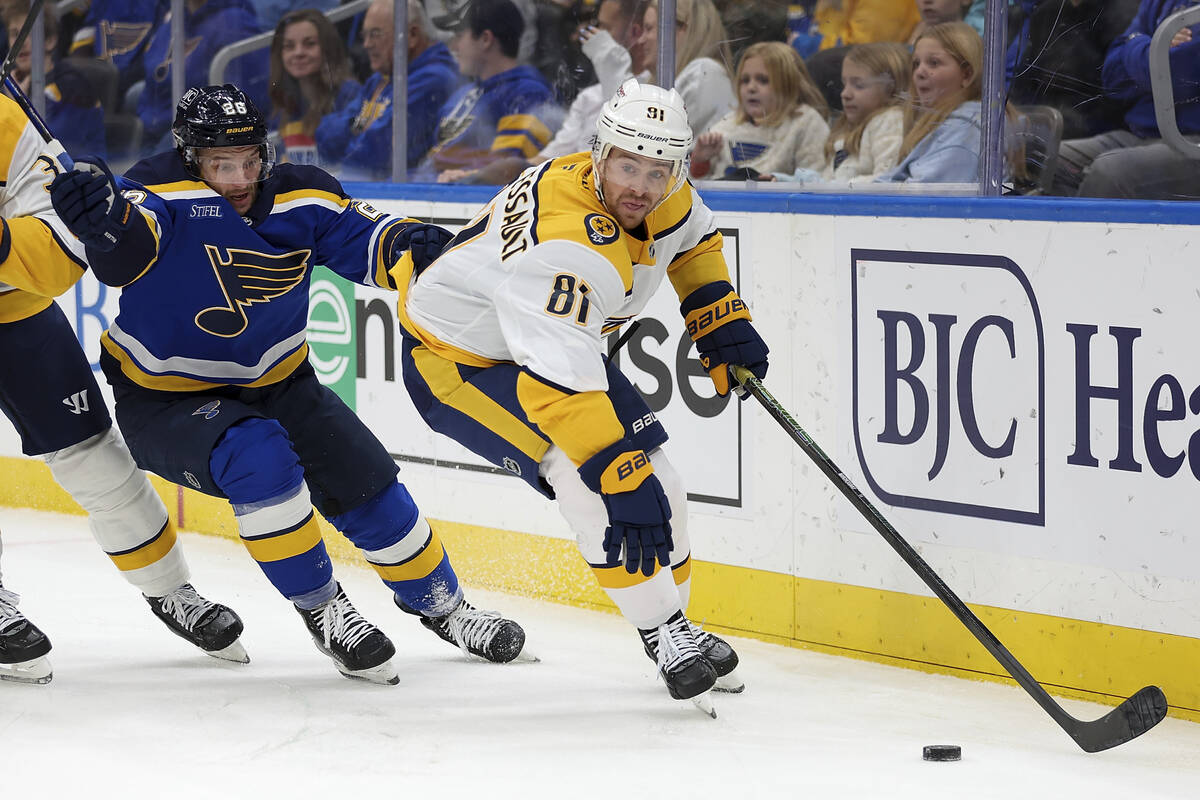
[
  {"x1": 0, "y1": 656, "x2": 53, "y2": 685},
  {"x1": 338, "y1": 659, "x2": 399, "y2": 686},
  {"x1": 713, "y1": 668, "x2": 744, "y2": 693},
  {"x1": 512, "y1": 648, "x2": 540, "y2": 664},
  {"x1": 205, "y1": 640, "x2": 250, "y2": 664},
  {"x1": 690, "y1": 691, "x2": 717, "y2": 719}
]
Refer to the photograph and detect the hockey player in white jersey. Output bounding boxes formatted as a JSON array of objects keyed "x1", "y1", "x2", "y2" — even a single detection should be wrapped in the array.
[
  {"x1": 397, "y1": 79, "x2": 770, "y2": 709},
  {"x1": 0, "y1": 92, "x2": 245, "y2": 683}
]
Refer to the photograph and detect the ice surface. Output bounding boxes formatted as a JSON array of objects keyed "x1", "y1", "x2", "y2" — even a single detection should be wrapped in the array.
[{"x1": 1, "y1": 509, "x2": 1197, "y2": 798}]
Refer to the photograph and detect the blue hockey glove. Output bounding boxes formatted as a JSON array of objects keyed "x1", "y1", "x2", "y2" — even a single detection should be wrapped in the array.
[
  {"x1": 391, "y1": 221, "x2": 454, "y2": 274},
  {"x1": 579, "y1": 439, "x2": 672, "y2": 576},
  {"x1": 681, "y1": 281, "x2": 769, "y2": 397},
  {"x1": 49, "y1": 156, "x2": 132, "y2": 252}
]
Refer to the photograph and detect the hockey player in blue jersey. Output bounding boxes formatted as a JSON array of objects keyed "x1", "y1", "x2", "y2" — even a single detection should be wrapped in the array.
[{"x1": 48, "y1": 84, "x2": 527, "y2": 684}]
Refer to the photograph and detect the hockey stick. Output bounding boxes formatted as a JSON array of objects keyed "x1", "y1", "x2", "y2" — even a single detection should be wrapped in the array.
[
  {"x1": 729, "y1": 364, "x2": 1168, "y2": 753},
  {"x1": 1, "y1": 0, "x2": 74, "y2": 169}
]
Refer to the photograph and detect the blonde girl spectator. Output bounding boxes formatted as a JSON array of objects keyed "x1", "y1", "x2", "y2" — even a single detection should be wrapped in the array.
[
  {"x1": 268, "y1": 9, "x2": 361, "y2": 166},
  {"x1": 822, "y1": 41, "x2": 908, "y2": 180},
  {"x1": 631, "y1": 0, "x2": 736, "y2": 139},
  {"x1": 880, "y1": 21, "x2": 983, "y2": 183},
  {"x1": 691, "y1": 41, "x2": 830, "y2": 179}
]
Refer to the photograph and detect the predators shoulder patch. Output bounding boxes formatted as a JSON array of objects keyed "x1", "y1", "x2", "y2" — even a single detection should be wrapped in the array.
[{"x1": 583, "y1": 213, "x2": 619, "y2": 246}]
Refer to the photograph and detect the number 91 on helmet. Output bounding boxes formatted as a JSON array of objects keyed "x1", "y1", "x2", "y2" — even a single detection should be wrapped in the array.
[{"x1": 591, "y1": 78, "x2": 693, "y2": 226}]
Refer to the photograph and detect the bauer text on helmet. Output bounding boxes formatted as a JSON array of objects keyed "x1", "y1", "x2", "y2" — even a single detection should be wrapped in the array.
[{"x1": 592, "y1": 78, "x2": 693, "y2": 223}]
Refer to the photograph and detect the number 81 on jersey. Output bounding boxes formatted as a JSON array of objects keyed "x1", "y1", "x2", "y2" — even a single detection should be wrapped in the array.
[{"x1": 545, "y1": 273, "x2": 592, "y2": 326}]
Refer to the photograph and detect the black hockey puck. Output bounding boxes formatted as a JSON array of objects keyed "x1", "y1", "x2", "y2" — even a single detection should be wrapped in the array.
[{"x1": 922, "y1": 745, "x2": 962, "y2": 762}]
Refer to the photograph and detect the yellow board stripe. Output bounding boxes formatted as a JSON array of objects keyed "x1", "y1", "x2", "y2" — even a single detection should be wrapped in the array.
[
  {"x1": 671, "y1": 556, "x2": 691, "y2": 585},
  {"x1": 108, "y1": 519, "x2": 177, "y2": 571},
  {"x1": 241, "y1": 512, "x2": 323, "y2": 562},
  {"x1": 367, "y1": 530, "x2": 447, "y2": 582},
  {"x1": 592, "y1": 561, "x2": 661, "y2": 589},
  {"x1": 411, "y1": 345, "x2": 551, "y2": 461}
]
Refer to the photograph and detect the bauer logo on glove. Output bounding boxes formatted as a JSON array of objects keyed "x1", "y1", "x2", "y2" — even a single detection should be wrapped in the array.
[{"x1": 680, "y1": 281, "x2": 769, "y2": 397}]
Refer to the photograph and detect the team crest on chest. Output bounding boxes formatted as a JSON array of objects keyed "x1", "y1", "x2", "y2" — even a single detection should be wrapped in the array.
[
  {"x1": 584, "y1": 213, "x2": 619, "y2": 245},
  {"x1": 195, "y1": 245, "x2": 311, "y2": 337}
]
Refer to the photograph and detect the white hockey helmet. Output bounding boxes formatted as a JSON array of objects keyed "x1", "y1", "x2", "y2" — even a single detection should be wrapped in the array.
[{"x1": 592, "y1": 78, "x2": 693, "y2": 209}]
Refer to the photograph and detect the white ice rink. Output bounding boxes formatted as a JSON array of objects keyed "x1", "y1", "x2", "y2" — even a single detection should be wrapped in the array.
[{"x1": 1, "y1": 508, "x2": 1197, "y2": 798}]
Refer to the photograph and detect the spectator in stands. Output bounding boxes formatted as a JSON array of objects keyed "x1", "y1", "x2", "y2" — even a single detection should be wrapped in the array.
[
  {"x1": 532, "y1": 0, "x2": 597, "y2": 104},
  {"x1": 1006, "y1": 0, "x2": 1139, "y2": 140},
  {"x1": 135, "y1": 0, "x2": 267, "y2": 154},
  {"x1": 774, "y1": 40, "x2": 908, "y2": 182},
  {"x1": 802, "y1": 1, "x2": 919, "y2": 112},
  {"x1": 691, "y1": 41, "x2": 829, "y2": 179},
  {"x1": 631, "y1": 0, "x2": 736, "y2": 138},
  {"x1": 879, "y1": 20, "x2": 983, "y2": 182},
  {"x1": 810, "y1": 0, "x2": 919, "y2": 50},
  {"x1": 1052, "y1": 0, "x2": 1200, "y2": 199},
  {"x1": 3, "y1": 1, "x2": 105, "y2": 156},
  {"x1": 251, "y1": 0, "x2": 338, "y2": 32},
  {"x1": 67, "y1": 0, "x2": 164, "y2": 100},
  {"x1": 268, "y1": 8, "x2": 360, "y2": 167},
  {"x1": 443, "y1": 0, "x2": 648, "y2": 186},
  {"x1": 422, "y1": 0, "x2": 562, "y2": 183},
  {"x1": 906, "y1": 0, "x2": 973, "y2": 45},
  {"x1": 315, "y1": 0, "x2": 459, "y2": 180}
]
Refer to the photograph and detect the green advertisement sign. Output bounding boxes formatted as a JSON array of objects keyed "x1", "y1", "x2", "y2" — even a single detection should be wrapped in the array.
[{"x1": 307, "y1": 266, "x2": 357, "y2": 410}]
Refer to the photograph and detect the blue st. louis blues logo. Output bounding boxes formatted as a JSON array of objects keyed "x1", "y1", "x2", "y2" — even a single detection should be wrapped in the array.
[{"x1": 195, "y1": 245, "x2": 311, "y2": 337}]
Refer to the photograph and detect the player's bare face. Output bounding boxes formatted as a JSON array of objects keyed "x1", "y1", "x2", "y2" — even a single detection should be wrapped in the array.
[
  {"x1": 198, "y1": 145, "x2": 262, "y2": 215},
  {"x1": 600, "y1": 150, "x2": 672, "y2": 230}
]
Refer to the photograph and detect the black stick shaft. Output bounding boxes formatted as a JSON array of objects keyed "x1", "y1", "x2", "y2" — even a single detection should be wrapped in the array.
[{"x1": 730, "y1": 365, "x2": 1166, "y2": 752}]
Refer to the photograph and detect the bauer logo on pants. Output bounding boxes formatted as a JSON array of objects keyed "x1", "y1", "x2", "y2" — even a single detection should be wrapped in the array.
[{"x1": 850, "y1": 249, "x2": 1045, "y2": 525}]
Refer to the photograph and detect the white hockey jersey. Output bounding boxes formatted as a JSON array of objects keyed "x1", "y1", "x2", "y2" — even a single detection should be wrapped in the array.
[
  {"x1": 399, "y1": 151, "x2": 733, "y2": 464},
  {"x1": 0, "y1": 93, "x2": 88, "y2": 322}
]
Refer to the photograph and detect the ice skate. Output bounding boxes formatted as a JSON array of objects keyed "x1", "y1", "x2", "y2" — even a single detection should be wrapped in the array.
[
  {"x1": 0, "y1": 585, "x2": 52, "y2": 684},
  {"x1": 642, "y1": 618, "x2": 743, "y2": 693},
  {"x1": 146, "y1": 583, "x2": 249, "y2": 663},
  {"x1": 639, "y1": 611, "x2": 718, "y2": 717},
  {"x1": 298, "y1": 584, "x2": 398, "y2": 685},
  {"x1": 401, "y1": 597, "x2": 526, "y2": 663}
]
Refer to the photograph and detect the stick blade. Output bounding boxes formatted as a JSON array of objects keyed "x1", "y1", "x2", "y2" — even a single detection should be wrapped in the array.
[{"x1": 1071, "y1": 685, "x2": 1168, "y2": 753}]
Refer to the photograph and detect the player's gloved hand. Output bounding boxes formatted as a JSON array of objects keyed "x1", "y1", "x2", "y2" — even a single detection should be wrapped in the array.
[
  {"x1": 579, "y1": 439, "x2": 672, "y2": 576},
  {"x1": 681, "y1": 280, "x2": 769, "y2": 397},
  {"x1": 392, "y1": 222, "x2": 454, "y2": 273},
  {"x1": 49, "y1": 156, "x2": 132, "y2": 252}
]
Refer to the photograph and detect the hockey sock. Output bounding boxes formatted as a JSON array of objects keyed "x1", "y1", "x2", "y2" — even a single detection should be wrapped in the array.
[
  {"x1": 44, "y1": 427, "x2": 187, "y2": 597},
  {"x1": 328, "y1": 481, "x2": 462, "y2": 616},
  {"x1": 211, "y1": 418, "x2": 335, "y2": 606}
]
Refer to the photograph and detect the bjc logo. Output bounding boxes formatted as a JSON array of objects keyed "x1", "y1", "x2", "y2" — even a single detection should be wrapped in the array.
[{"x1": 851, "y1": 250, "x2": 1045, "y2": 525}]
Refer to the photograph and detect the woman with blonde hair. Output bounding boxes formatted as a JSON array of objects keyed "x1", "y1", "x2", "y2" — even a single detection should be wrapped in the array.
[
  {"x1": 821, "y1": 41, "x2": 909, "y2": 180},
  {"x1": 268, "y1": 8, "x2": 361, "y2": 166},
  {"x1": 629, "y1": 0, "x2": 736, "y2": 138},
  {"x1": 691, "y1": 41, "x2": 830, "y2": 179}
]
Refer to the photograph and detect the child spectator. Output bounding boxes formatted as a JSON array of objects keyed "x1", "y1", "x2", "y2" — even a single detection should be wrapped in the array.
[
  {"x1": 879, "y1": 21, "x2": 983, "y2": 182},
  {"x1": 4, "y1": 1, "x2": 105, "y2": 157},
  {"x1": 691, "y1": 41, "x2": 830, "y2": 180},
  {"x1": 821, "y1": 41, "x2": 908, "y2": 181},
  {"x1": 422, "y1": 0, "x2": 562, "y2": 182},
  {"x1": 268, "y1": 9, "x2": 360, "y2": 167}
]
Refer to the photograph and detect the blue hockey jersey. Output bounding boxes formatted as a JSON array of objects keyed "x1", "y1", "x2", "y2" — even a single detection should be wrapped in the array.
[{"x1": 97, "y1": 153, "x2": 418, "y2": 391}]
